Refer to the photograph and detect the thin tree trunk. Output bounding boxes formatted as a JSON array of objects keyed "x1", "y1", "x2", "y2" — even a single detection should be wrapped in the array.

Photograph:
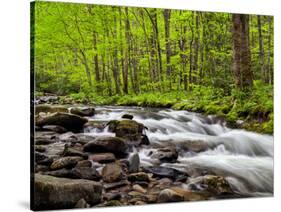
[{"x1": 163, "y1": 9, "x2": 172, "y2": 89}]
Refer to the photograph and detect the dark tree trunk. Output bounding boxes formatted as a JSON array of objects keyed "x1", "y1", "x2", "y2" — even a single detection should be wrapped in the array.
[{"x1": 232, "y1": 14, "x2": 253, "y2": 89}]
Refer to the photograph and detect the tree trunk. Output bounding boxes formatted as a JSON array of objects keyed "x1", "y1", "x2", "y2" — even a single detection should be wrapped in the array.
[
  {"x1": 232, "y1": 14, "x2": 253, "y2": 89},
  {"x1": 93, "y1": 32, "x2": 100, "y2": 93},
  {"x1": 257, "y1": 16, "x2": 265, "y2": 81},
  {"x1": 163, "y1": 9, "x2": 172, "y2": 89}
]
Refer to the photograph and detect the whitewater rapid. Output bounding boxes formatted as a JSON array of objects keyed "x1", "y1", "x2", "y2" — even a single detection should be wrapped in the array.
[{"x1": 88, "y1": 106, "x2": 273, "y2": 197}]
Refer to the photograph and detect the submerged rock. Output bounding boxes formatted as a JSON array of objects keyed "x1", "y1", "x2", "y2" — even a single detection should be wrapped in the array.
[
  {"x1": 70, "y1": 107, "x2": 95, "y2": 117},
  {"x1": 36, "y1": 112, "x2": 88, "y2": 132},
  {"x1": 143, "y1": 166, "x2": 188, "y2": 181},
  {"x1": 188, "y1": 175, "x2": 233, "y2": 195},
  {"x1": 83, "y1": 136, "x2": 128, "y2": 156},
  {"x1": 34, "y1": 174, "x2": 102, "y2": 210},
  {"x1": 121, "y1": 114, "x2": 134, "y2": 120},
  {"x1": 151, "y1": 147, "x2": 178, "y2": 163}
]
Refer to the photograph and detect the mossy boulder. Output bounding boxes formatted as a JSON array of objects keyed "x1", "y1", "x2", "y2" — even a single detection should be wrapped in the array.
[
  {"x1": 34, "y1": 174, "x2": 102, "y2": 210},
  {"x1": 115, "y1": 120, "x2": 145, "y2": 144}
]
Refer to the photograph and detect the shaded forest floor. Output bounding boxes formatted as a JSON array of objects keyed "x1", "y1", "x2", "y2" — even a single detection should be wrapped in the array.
[{"x1": 36, "y1": 81, "x2": 273, "y2": 134}]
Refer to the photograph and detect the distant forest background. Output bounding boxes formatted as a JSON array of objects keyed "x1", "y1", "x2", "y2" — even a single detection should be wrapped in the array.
[{"x1": 32, "y1": 2, "x2": 273, "y2": 133}]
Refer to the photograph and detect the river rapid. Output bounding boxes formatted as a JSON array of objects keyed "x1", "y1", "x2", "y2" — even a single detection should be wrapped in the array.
[{"x1": 86, "y1": 106, "x2": 273, "y2": 197}]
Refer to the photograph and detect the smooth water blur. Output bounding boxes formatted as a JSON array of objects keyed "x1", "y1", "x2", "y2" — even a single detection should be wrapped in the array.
[{"x1": 89, "y1": 106, "x2": 273, "y2": 197}]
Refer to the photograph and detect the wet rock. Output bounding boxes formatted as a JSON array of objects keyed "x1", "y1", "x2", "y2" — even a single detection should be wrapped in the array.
[
  {"x1": 35, "y1": 104, "x2": 68, "y2": 114},
  {"x1": 158, "y1": 189, "x2": 184, "y2": 203},
  {"x1": 143, "y1": 166, "x2": 188, "y2": 181},
  {"x1": 70, "y1": 107, "x2": 95, "y2": 117},
  {"x1": 36, "y1": 96, "x2": 59, "y2": 104},
  {"x1": 103, "y1": 180, "x2": 129, "y2": 190},
  {"x1": 35, "y1": 145, "x2": 46, "y2": 153},
  {"x1": 102, "y1": 163, "x2": 123, "y2": 183},
  {"x1": 35, "y1": 152, "x2": 48, "y2": 162},
  {"x1": 103, "y1": 200, "x2": 122, "y2": 207},
  {"x1": 151, "y1": 147, "x2": 178, "y2": 163},
  {"x1": 122, "y1": 114, "x2": 134, "y2": 120},
  {"x1": 179, "y1": 140, "x2": 208, "y2": 152},
  {"x1": 62, "y1": 145, "x2": 86, "y2": 158},
  {"x1": 35, "y1": 165, "x2": 49, "y2": 173},
  {"x1": 42, "y1": 125, "x2": 68, "y2": 133},
  {"x1": 128, "y1": 152, "x2": 140, "y2": 173},
  {"x1": 44, "y1": 168, "x2": 75, "y2": 178},
  {"x1": 74, "y1": 198, "x2": 90, "y2": 208},
  {"x1": 106, "y1": 120, "x2": 120, "y2": 132},
  {"x1": 75, "y1": 160, "x2": 92, "y2": 168},
  {"x1": 140, "y1": 135, "x2": 150, "y2": 145},
  {"x1": 133, "y1": 184, "x2": 147, "y2": 193},
  {"x1": 34, "y1": 174, "x2": 102, "y2": 210},
  {"x1": 36, "y1": 113, "x2": 88, "y2": 132},
  {"x1": 50, "y1": 156, "x2": 83, "y2": 170},
  {"x1": 170, "y1": 187, "x2": 208, "y2": 201},
  {"x1": 83, "y1": 136, "x2": 128, "y2": 157},
  {"x1": 35, "y1": 137, "x2": 56, "y2": 145},
  {"x1": 89, "y1": 153, "x2": 116, "y2": 163},
  {"x1": 128, "y1": 172, "x2": 150, "y2": 183},
  {"x1": 71, "y1": 167, "x2": 101, "y2": 180},
  {"x1": 36, "y1": 157, "x2": 55, "y2": 166},
  {"x1": 103, "y1": 193, "x2": 122, "y2": 201},
  {"x1": 115, "y1": 120, "x2": 145, "y2": 142},
  {"x1": 188, "y1": 175, "x2": 233, "y2": 195}
]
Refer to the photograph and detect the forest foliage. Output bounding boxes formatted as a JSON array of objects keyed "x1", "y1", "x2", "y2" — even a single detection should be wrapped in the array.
[{"x1": 32, "y1": 2, "x2": 274, "y2": 134}]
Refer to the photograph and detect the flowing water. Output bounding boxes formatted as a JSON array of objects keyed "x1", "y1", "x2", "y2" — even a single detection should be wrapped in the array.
[{"x1": 87, "y1": 106, "x2": 273, "y2": 197}]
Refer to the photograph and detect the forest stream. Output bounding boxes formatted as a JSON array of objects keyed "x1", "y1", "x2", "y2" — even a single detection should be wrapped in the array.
[
  {"x1": 34, "y1": 104, "x2": 273, "y2": 209},
  {"x1": 87, "y1": 106, "x2": 273, "y2": 197}
]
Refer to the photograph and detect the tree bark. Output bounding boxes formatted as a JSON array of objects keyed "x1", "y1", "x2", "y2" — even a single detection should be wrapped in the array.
[{"x1": 232, "y1": 14, "x2": 253, "y2": 89}]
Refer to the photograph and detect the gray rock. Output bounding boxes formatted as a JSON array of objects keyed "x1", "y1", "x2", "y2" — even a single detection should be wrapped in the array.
[
  {"x1": 36, "y1": 112, "x2": 88, "y2": 132},
  {"x1": 83, "y1": 136, "x2": 128, "y2": 157},
  {"x1": 34, "y1": 174, "x2": 102, "y2": 210},
  {"x1": 128, "y1": 152, "x2": 140, "y2": 173},
  {"x1": 70, "y1": 107, "x2": 95, "y2": 117}
]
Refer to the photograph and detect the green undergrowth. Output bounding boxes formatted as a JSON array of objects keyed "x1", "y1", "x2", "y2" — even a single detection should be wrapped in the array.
[{"x1": 37, "y1": 81, "x2": 273, "y2": 134}]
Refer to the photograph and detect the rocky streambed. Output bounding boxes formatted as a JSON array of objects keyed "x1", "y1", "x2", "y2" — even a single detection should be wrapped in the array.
[{"x1": 33, "y1": 103, "x2": 273, "y2": 210}]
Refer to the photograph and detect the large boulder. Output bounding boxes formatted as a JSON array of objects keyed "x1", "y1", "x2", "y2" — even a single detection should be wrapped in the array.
[
  {"x1": 35, "y1": 104, "x2": 68, "y2": 114},
  {"x1": 34, "y1": 174, "x2": 102, "y2": 210},
  {"x1": 36, "y1": 112, "x2": 88, "y2": 132},
  {"x1": 83, "y1": 136, "x2": 128, "y2": 157},
  {"x1": 70, "y1": 107, "x2": 95, "y2": 117}
]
